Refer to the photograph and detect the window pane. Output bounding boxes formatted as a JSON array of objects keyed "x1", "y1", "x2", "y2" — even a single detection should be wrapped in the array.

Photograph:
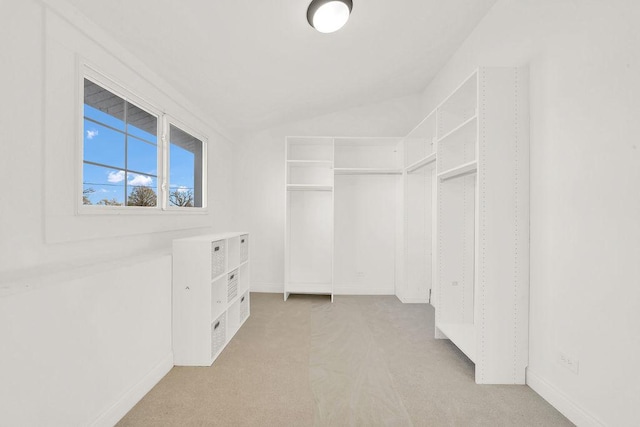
[
  {"x1": 84, "y1": 79, "x2": 125, "y2": 130},
  {"x1": 83, "y1": 119, "x2": 125, "y2": 169},
  {"x1": 169, "y1": 125, "x2": 203, "y2": 208},
  {"x1": 82, "y1": 163, "x2": 125, "y2": 206},
  {"x1": 126, "y1": 173, "x2": 157, "y2": 207},
  {"x1": 82, "y1": 79, "x2": 160, "y2": 209},
  {"x1": 126, "y1": 101, "x2": 157, "y2": 142},
  {"x1": 128, "y1": 137, "x2": 157, "y2": 175}
]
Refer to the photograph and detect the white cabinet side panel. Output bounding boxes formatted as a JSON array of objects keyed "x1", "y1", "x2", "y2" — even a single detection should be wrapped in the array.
[
  {"x1": 406, "y1": 167, "x2": 434, "y2": 302},
  {"x1": 476, "y1": 67, "x2": 529, "y2": 384},
  {"x1": 172, "y1": 240, "x2": 211, "y2": 365}
]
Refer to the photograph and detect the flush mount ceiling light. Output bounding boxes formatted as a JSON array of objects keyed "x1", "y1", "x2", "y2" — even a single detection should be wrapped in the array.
[{"x1": 307, "y1": 0, "x2": 353, "y2": 34}]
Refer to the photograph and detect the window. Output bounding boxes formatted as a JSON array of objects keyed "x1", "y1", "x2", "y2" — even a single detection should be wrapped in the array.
[
  {"x1": 81, "y1": 75, "x2": 206, "y2": 211},
  {"x1": 168, "y1": 124, "x2": 204, "y2": 208},
  {"x1": 83, "y1": 79, "x2": 158, "y2": 207}
]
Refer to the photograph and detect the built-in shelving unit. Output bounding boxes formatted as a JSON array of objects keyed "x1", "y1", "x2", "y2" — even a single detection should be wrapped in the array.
[
  {"x1": 172, "y1": 232, "x2": 250, "y2": 366},
  {"x1": 285, "y1": 137, "x2": 334, "y2": 301},
  {"x1": 333, "y1": 138, "x2": 402, "y2": 296},
  {"x1": 399, "y1": 110, "x2": 437, "y2": 304},
  {"x1": 284, "y1": 137, "x2": 403, "y2": 300},
  {"x1": 283, "y1": 67, "x2": 529, "y2": 386},
  {"x1": 434, "y1": 67, "x2": 529, "y2": 384}
]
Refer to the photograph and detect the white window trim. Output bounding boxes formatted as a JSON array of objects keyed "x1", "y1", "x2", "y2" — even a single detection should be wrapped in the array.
[
  {"x1": 77, "y1": 63, "x2": 208, "y2": 215},
  {"x1": 163, "y1": 115, "x2": 209, "y2": 211}
]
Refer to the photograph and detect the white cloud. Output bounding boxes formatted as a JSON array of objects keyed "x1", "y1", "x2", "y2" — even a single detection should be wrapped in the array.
[
  {"x1": 177, "y1": 186, "x2": 189, "y2": 193},
  {"x1": 86, "y1": 129, "x2": 99, "y2": 140},
  {"x1": 107, "y1": 170, "x2": 125, "y2": 183},
  {"x1": 129, "y1": 174, "x2": 153, "y2": 186}
]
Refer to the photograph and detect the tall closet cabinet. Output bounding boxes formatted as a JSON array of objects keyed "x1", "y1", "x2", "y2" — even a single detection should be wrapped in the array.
[
  {"x1": 434, "y1": 67, "x2": 529, "y2": 384},
  {"x1": 284, "y1": 137, "x2": 403, "y2": 300},
  {"x1": 284, "y1": 67, "x2": 529, "y2": 384}
]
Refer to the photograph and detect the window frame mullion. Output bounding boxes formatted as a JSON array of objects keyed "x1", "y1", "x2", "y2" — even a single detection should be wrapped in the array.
[{"x1": 161, "y1": 114, "x2": 169, "y2": 211}]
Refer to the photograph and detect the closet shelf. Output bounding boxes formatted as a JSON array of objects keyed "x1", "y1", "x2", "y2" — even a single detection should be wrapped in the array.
[
  {"x1": 286, "y1": 184, "x2": 333, "y2": 192},
  {"x1": 438, "y1": 161, "x2": 478, "y2": 181},
  {"x1": 334, "y1": 168, "x2": 402, "y2": 175},
  {"x1": 287, "y1": 160, "x2": 333, "y2": 166},
  {"x1": 437, "y1": 115, "x2": 477, "y2": 144},
  {"x1": 406, "y1": 152, "x2": 436, "y2": 173}
]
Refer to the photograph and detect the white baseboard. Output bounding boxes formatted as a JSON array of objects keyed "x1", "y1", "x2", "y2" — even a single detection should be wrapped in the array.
[
  {"x1": 526, "y1": 369, "x2": 605, "y2": 427},
  {"x1": 333, "y1": 286, "x2": 394, "y2": 295},
  {"x1": 91, "y1": 352, "x2": 173, "y2": 427},
  {"x1": 250, "y1": 283, "x2": 283, "y2": 293}
]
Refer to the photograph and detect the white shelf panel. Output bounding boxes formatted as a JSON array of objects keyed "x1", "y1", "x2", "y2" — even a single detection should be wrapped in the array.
[
  {"x1": 286, "y1": 184, "x2": 333, "y2": 192},
  {"x1": 405, "y1": 153, "x2": 437, "y2": 173},
  {"x1": 287, "y1": 160, "x2": 333, "y2": 166},
  {"x1": 437, "y1": 115, "x2": 477, "y2": 144},
  {"x1": 334, "y1": 168, "x2": 402, "y2": 175},
  {"x1": 438, "y1": 161, "x2": 478, "y2": 182},
  {"x1": 437, "y1": 322, "x2": 476, "y2": 362}
]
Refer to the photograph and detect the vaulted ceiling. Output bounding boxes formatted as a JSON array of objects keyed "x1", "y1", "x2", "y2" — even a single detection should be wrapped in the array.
[{"x1": 67, "y1": 0, "x2": 496, "y2": 133}]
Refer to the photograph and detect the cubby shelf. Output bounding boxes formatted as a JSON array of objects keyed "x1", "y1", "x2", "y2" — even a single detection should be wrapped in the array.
[
  {"x1": 438, "y1": 160, "x2": 478, "y2": 181},
  {"x1": 173, "y1": 232, "x2": 250, "y2": 367}
]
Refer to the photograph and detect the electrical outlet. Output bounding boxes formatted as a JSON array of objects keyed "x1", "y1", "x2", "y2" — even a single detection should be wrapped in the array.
[{"x1": 558, "y1": 352, "x2": 579, "y2": 374}]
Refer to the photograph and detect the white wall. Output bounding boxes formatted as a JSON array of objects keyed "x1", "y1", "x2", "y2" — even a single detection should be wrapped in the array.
[
  {"x1": 0, "y1": 0, "x2": 235, "y2": 425},
  {"x1": 418, "y1": 1, "x2": 639, "y2": 425},
  {"x1": 235, "y1": 94, "x2": 423, "y2": 293}
]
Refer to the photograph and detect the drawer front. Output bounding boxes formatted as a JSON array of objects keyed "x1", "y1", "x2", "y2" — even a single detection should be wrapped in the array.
[
  {"x1": 228, "y1": 269, "x2": 239, "y2": 302},
  {"x1": 211, "y1": 240, "x2": 226, "y2": 279},
  {"x1": 211, "y1": 313, "x2": 226, "y2": 358}
]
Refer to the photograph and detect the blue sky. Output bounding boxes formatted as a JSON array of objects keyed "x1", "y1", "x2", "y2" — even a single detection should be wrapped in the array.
[{"x1": 83, "y1": 104, "x2": 195, "y2": 205}]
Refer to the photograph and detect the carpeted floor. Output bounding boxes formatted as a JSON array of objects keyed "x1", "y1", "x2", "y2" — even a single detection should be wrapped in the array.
[{"x1": 118, "y1": 293, "x2": 572, "y2": 426}]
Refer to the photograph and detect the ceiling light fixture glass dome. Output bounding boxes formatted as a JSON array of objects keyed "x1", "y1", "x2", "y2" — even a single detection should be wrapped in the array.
[{"x1": 307, "y1": 0, "x2": 353, "y2": 34}]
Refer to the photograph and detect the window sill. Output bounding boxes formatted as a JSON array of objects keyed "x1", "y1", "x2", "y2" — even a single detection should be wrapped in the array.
[{"x1": 77, "y1": 205, "x2": 209, "y2": 216}]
